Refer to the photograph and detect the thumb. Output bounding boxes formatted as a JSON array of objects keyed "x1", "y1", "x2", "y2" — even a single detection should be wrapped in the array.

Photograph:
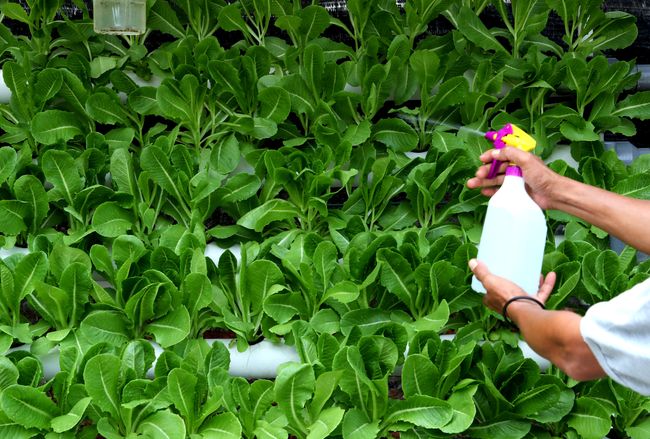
[{"x1": 469, "y1": 259, "x2": 490, "y2": 282}]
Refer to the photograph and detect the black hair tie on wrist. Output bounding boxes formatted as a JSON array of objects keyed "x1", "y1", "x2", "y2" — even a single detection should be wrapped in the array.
[{"x1": 502, "y1": 295, "x2": 545, "y2": 328}]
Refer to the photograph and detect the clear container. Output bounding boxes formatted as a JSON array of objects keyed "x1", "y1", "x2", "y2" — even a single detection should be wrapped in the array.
[
  {"x1": 471, "y1": 167, "x2": 547, "y2": 295},
  {"x1": 93, "y1": 0, "x2": 146, "y2": 35}
]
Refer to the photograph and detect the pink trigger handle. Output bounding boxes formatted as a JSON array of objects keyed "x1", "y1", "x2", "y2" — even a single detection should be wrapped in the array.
[{"x1": 485, "y1": 124, "x2": 513, "y2": 179}]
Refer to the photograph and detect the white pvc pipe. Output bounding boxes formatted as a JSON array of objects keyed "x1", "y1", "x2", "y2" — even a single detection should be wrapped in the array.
[
  {"x1": 10, "y1": 335, "x2": 549, "y2": 380},
  {"x1": 205, "y1": 243, "x2": 242, "y2": 265},
  {"x1": 146, "y1": 339, "x2": 300, "y2": 379},
  {"x1": 0, "y1": 247, "x2": 30, "y2": 259},
  {"x1": 8, "y1": 344, "x2": 60, "y2": 379},
  {"x1": 0, "y1": 70, "x2": 10, "y2": 104}
]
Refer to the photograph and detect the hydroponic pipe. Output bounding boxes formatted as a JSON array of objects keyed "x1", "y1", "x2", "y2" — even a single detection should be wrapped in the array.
[
  {"x1": 147, "y1": 339, "x2": 301, "y2": 379},
  {"x1": 10, "y1": 336, "x2": 550, "y2": 380}
]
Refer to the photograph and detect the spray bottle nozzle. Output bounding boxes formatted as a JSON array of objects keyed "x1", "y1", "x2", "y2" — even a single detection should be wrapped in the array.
[{"x1": 485, "y1": 123, "x2": 536, "y2": 179}]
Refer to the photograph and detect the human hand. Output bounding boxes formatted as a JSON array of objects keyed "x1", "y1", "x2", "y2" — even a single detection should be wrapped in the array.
[
  {"x1": 468, "y1": 258, "x2": 556, "y2": 315},
  {"x1": 466, "y1": 146, "x2": 561, "y2": 210}
]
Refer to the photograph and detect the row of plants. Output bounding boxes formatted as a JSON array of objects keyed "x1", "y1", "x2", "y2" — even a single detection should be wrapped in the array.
[{"x1": 0, "y1": 0, "x2": 650, "y2": 437}]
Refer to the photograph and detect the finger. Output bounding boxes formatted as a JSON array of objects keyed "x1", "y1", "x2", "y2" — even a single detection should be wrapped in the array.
[
  {"x1": 494, "y1": 146, "x2": 531, "y2": 167},
  {"x1": 536, "y1": 272, "x2": 556, "y2": 304},
  {"x1": 468, "y1": 259, "x2": 489, "y2": 280},
  {"x1": 475, "y1": 161, "x2": 508, "y2": 179},
  {"x1": 481, "y1": 187, "x2": 498, "y2": 197}
]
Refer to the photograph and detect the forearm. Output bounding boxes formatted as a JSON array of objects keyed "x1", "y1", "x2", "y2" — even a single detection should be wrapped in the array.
[
  {"x1": 508, "y1": 302, "x2": 605, "y2": 380},
  {"x1": 550, "y1": 176, "x2": 650, "y2": 254}
]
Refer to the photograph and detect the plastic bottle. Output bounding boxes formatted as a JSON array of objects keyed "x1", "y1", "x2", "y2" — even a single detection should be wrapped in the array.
[{"x1": 471, "y1": 124, "x2": 547, "y2": 295}]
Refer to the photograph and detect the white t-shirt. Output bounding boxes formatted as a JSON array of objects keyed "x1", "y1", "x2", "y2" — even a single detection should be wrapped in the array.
[{"x1": 580, "y1": 277, "x2": 650, "y2": 395}]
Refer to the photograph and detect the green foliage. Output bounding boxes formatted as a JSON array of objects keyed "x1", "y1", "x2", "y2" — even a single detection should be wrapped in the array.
[{"x1": 0, "y1": 0, "x2": 647, "y2": 437}]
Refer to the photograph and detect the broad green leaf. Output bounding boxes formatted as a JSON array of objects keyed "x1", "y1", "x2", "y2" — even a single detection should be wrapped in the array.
[
  {"x1": 86, "y1": 92, "x2": 129, "y2": 125},
  {"x1": 80, "y1": 310, "x2": 130, "y2": 345},
  {"x1": 139, "y1": 410, "x2": 186, "y2": 439},
  {"x1": 147, "y1": 306, "x2": 190, "y2": 347},
  {"x1": 148, "y1": 0, "x2": 185, "y2": 37},
  {"x1": 58, "y1": 69, "x2": 89, "y2": 115},
  {"x1": 372, "y1": 118, "x2": 419, "y2": 152},
  {"x1": 440, "y1": 385, "x2": 478, "y2": 434},
  {"x1": 14, "y1": 175, "x2": 48, "y2": 232},
  {"x1": 0, "y1": 3, "x2": 29, "y2": 24},
  {"x1": 237, "y1": 199, "x2": 301, "y2": 232},
  {"x1": 560, "y1": 119, "x2": 599, "y2": 141},
  {"x1": 343, "y1": 120, "x2": 372, "y2": 145},
  {"x1": 218, "y1": 4, "x2": 248, "y2": 33},
  {"x1": 167, "y1": 368, "x2": 197, "y2": 422},
  {"x1": 402, "y1": 355, "x2": 436, "y2": 398},
  {"x1": 413, "y1": 300, "x2": 449, "y2": 332},
  {"x1": 0, "y1": 384, "x2": 59, "y2": 430},
  {"x1": 628, "y1": 416, "x2": 650, "y2": 439},
  {"x1": 128, "y1": 86, "x2": 160, "y2": 115},
  {"x1": 110, "y1": 148, "x2": 138, "y2": 196},
  {"x1": 429, "y1": 77, "x2": 469, "y2": 114},
  {"x1": 32, "y1": 110, "x2": 84, "y2": 145},
  {"x1": 14, "y1": 252, "x2": 48, "y2": 301},
  {"x1": 264, "y1": 292, "x2": 302, "y2": 324},
  {"x1": 30, "y1": 281, "x2": 69, "y2": 329},
  {"x1": 252, "y1": 117, "x2": 278, "y2": 139},
  {"x1": 592, "y1": 12, "x2": 638, "y2": 52},
  {"x1": 275, "y1": 363, "x2": 315, "y2": 436},
  {"x1": 41, "y1": 149, "x2": 83, "y2": 204},
  {"x1": 34, "y1": 69, "x2": 63, "y2": 107},
  {"x1": 92, "y1": 202, "x2": 134, "y2": 237},
  {"x1": 309, "y1": 309, "x2": 340, "y2": 334},
  {"x1": 303, "y1": 43, "x2": 324, "y2": 93},
  {"x1": 342, "y1": 408, "x2": 380, "y2": 439},
  {"x1": 281, "y1": 74, "x2": 315, "y2": 115},
  {"x1": 340, "y1": 309, "x2": 392, "y2": 336},
  {"x1": 566, "y1": 397, "x2": 613, "y2": 439},
  {"x1": 208, "y1": 60, "x2": 245, "y2": 103},
  {"x1": 0, "y1": 357, "x2": 19, "y2": 390},
  {"x1": 468, "y1": 419, "x2": 531, "y2": 438},
  {"x1": 306, "y1": 406, "x2": 344, "y2": 439},
  {"x1": 385, "y1": 395, "x2": 453, "y2": 429},
  {"x1": 51, "y1": 397, "x2": 92, "y2": 433},
  {"x1": 514, "y1": 384, "x2": 561, "y2": 419},
  {"x1": 410, "y1": 50, "x2": 440, "y2": 95},
  {"x1": 456, "y1": 6, "x2": 506, "y2": 53},
  {"x1": 2, "y1": 62, "x2": 28, "y2": 117},
  {"x1": 141, "y1": 145, "x2": 186, "y2": 203},
  {"x1": 253, "y1": 420, "x2": 288, "y2": 439},
  {"x1": 49, "y1": 245, "x2": 92, "y2": 282},
  {"x1": 89, "y1": 56, "x2": 121, "y2": 79},
  {"x1": 321, "y1": 281, "x2": 359, "y2": 304},
  {"x1": 216, "y1": 173, "x2": 261, "y2": 204},
  {"x1": 0, "y1": 147, "x2": 17, "y2": 185},
  {"x1": 182, "y1": 272, "x2": 212, "y2": 317},
  {"x1": 0, "y1": 201, "x2": 28, "y2": 235},
  {"x1": 201, "y1": 412, "x2": 242, "y2": 439},
  {"x1": 60, "y1": 263, "x2": 92, "y2": 327},
  {"x1": 84, "y1": 354, "x2": 121, "y2": 418},
  {"x1": 613, "y1": 91, "x2": 650, "y2": 120},
  {"x1": 377, "y1": 249, "x2": 415, "y2": 308},
  {"x1": 259, "y1": 87, "x2": 291, "y2": 123},
  {"x1": 211, "y1": 135, "x2": 239, "y2": 174},
  {"x1": 244, "y1": 260, "x2": 283, "y2": 312},
  {"x1": 156, "y1": 80, "x2": 192, "y2": 121},
  {"x1": 298, "y1": 5, "x2": 331, "y2": 41}
]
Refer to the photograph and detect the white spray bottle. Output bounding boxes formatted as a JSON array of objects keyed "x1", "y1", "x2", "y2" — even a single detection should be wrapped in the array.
[{"x1": 471, "y1": 123, "x2": 547, "y2": 295}]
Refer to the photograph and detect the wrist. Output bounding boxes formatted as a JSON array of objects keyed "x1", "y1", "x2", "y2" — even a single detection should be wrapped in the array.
[{"x1": 502, "y1": 296, "x2": 545, "y2": 327}]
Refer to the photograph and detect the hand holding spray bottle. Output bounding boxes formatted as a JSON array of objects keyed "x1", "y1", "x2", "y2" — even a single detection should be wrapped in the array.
[{"x1": 471, "y1": 124, "x2": 547, "y2": 295}]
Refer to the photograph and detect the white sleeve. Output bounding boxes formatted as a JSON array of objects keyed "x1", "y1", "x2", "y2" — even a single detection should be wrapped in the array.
[{"x1": 580, "y1": 278, "x2": 650, "y2": 396}]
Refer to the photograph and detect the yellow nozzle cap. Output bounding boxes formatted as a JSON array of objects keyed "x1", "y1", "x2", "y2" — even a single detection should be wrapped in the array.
[{"x1": 502, "y1": 124, "x2": 536, "y2": 152}]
